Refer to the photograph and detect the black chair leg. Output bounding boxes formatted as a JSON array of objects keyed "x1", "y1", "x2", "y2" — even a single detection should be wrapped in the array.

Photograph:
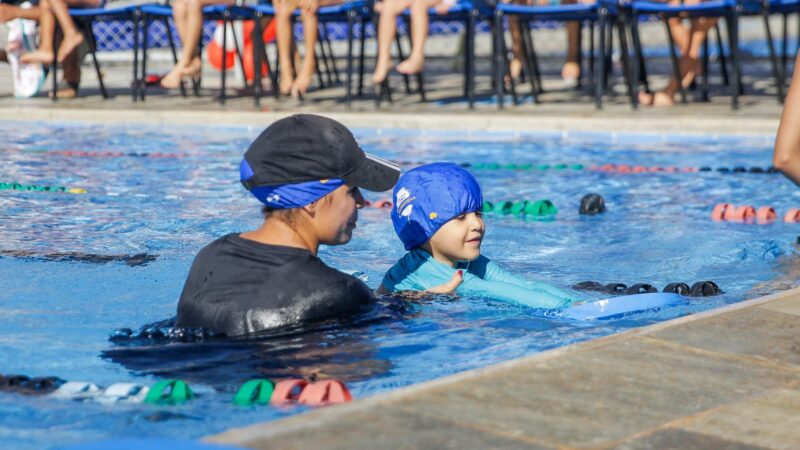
[
  {"x1": 494, "y1": 10, "x2": 505, "y2": 109},
  {"x1": 700, "y1": 34, "x2": 709, "y2": 102},
  {"x1": 728, "y1": 11, "x2": 741, "y2": 109},
  {"x1": 595, "y1": 12, "x2": 606, "y2": 109},
  {"x1": 520, "y1": 20, "x2": 538, "y2": 103},
  {"x1": 782, "y1": 13, "x2": 788, "y2": 79},
  {"x1": 253, "y1": 15, "x2": 263, "y2": 106},
  {"x1": 714, "y1": 23, "x2": 729, "y2": 86},
  {"x1": 466, "y1": 9, "x2": 476, "y2": 108},
  {"x1": 82, "y1": 21, "x2": 108, "y2": 99},
  {"x1": 615, "y1": 17, "x2": 636, "y2": 108},
  {"x1": 397, "y1": 19, "x2": 411, "y2": 94},
  {"x1": 589, "y1": 20, "x2": 595, "y2": 92},
  {"x1": 220, "y1": 18, "x2": 228, "y2": 104},
  {"x1": 132, "y1": 12, "x2": 140, "y2": 101},
  {"x1": 762, "y1": 11, "x2": 785, "y2": 103},
  {"x1": 357, "y1": 18, "x2": 366, "y2": 96},
  {"x1": 630, "y1": 13, "x2": 649, "y2": 93},
  {"x1": 346, "y1": 11, "x2": 355, "y2": 106},
  {"x1": 140, "y1": 16, "x2": 148, "y2": 101}
]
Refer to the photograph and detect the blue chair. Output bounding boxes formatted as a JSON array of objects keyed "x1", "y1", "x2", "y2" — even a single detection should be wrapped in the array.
[
  {"x1": 628, "y1": 0, "x2": 742, "y2": 108},
  {"x1": 62, "y1": 4, "x2": 145, "y2": 101},
  {"x1": 494, "y1": 0, "x2": 632, "y2": 109}
]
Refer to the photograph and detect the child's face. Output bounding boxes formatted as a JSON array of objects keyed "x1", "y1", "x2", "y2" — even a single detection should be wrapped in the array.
[{"x1": 427, "y1": 211, "x2": 485, "y2": 266}]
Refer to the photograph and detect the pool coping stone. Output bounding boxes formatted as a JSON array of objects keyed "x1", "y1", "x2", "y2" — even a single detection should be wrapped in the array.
[{"x1": 206, "y1": 287, "x2": 800, "y2": 450}]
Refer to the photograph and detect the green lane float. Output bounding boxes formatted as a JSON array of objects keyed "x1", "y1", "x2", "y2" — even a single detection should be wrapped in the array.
[
  {"x1": 233, "y1": 379, "x2": 275, "y2": 407},
  {"x1": 0, "y1": 181, "x2": 86, "y2": 194},
  {"x1": 144, "y1": 380, "x2": 194, "y2": 405},
  {"x1": 481, "y1": 200, "x2": 557, "y2": 217}
]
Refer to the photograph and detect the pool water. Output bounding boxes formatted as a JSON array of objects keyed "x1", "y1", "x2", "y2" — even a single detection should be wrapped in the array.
[{"x1": 1, "y1": 122, "x2": 796, "y2": 449}]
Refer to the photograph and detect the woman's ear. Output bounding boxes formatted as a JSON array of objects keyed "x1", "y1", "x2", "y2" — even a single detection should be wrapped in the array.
[{"x1": 303, "y1": 200, "x2": 318, "y2": 217}]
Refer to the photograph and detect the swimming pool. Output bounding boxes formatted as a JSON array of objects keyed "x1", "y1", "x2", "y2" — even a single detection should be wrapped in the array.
[{"x1": 0, "y1": 122, "x2": 793, "y2": 449}]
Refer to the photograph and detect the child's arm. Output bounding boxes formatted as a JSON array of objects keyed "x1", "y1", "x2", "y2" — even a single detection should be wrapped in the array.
[
  {"x1": 459, "y1": 275, "x2": 573, "y2": 309},
  {"x1": 479, "y1": 258, "x2": 580, "y2": 304}
]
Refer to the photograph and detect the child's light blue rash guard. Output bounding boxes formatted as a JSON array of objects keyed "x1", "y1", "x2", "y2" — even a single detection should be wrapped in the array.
[{"x1": 381, "y1": 249, "x2": 578, "y2": 309}]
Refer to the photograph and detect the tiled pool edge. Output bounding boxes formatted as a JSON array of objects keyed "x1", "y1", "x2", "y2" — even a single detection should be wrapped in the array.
[
  {"x1": 0, "y1": 107, "x2": 779, "y2": 138},
  {"x1": 206, "y1": 287, "x2": 800, "y2": 449}
]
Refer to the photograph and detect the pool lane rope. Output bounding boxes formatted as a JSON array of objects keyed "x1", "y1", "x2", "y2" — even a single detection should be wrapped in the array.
[
  {"x1": 0, "y1": 181, "x2": 86, "y2": 194},
  {"x1": 1, "y1": 373, "x2": 352, "y2": 407},
  {"x1": 710, "y1": 203, "x2": 800, "y2": 224},
  {"x1": 23, "y1": 152, "x2": 779, "y2": 175},
  {"x1": 366, "y1": 199, "x2": 558, "y2": 218}
]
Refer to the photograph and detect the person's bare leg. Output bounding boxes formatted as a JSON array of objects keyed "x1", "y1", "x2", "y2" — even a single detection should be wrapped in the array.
[
  {"x1": 561, "y1": 21, "x2": 580, "y2": 82},
  {"x1": 21, "y1": 0, "x2": 55, "y2": 64},
  {"x1": 640, "y1": 16, "x2": 715, "y2": 106},
  {"x1": 397, "y1": 0, "x2": 439, "y2": 74},
  {"x1": 373, "y1": 0, "x2": 409, "y2": 83},
  {"x1": 170, "y1": 0, "x2": 195, "y2": 70},
  {"x1": 52, "y1": 49, "x2": 80, "y2": 98},
  {"x1": 508, "y1": 14, "x2": 523, "y2": 80},
  {"x1": 276, "y1": 0, "x2": 299, "y2": 94},
  {"x1": 49, "y1": 0, "x2": 93, "y2": 62},
  {"x1": 291, "y1": 9, "x2": 318, "y2": 96}
]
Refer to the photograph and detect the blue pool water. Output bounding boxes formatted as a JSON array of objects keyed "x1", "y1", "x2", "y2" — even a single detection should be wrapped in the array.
[{"x1": 1, "y1": 122, "x2": 797, "y2": 449}]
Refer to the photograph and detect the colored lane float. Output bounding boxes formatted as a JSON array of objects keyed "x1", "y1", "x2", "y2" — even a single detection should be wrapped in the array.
[
  {"x1": 364, "y1": 199, "x2": 559, "y2": 218},
  {"x1": 0, "y1": 373, "x2": 351, "y2": 407},
  {"x1": 711, "y1": 203, "x2": 789, "y2": 224},
  {"x1": 0, "y1": 181, "x2": 86, "y2": 194},
  {"x1": 572, "y1": 280, "x2": 723, "y2": 297},
  {"x1": 586, "y1": 164, "x2": 778, "y2": 174}
]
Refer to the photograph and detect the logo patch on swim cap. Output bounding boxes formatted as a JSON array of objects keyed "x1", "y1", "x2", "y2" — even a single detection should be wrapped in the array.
[
  {"x1": 395, "y1": 187, "x2": 415, "y2": 217},
  {"x1": 266, "y1": 193, "x2": 281, "y2": 204},
  {"x1": 429, "y1": 212, "x2": 438, "y2": 219}
]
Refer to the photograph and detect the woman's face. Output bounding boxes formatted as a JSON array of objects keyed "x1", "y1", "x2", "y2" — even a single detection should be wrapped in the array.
[
  {"x1": 427, "y1": 211, "x2": 485, "y2": 266},
  {"x1": 313, "y1": 184, "x2": 365, "y2": 246}
]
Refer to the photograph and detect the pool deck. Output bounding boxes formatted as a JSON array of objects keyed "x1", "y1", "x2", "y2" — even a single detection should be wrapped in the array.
[{"x1": 207, "y1": 287, "x2": 800, "y2": 450}]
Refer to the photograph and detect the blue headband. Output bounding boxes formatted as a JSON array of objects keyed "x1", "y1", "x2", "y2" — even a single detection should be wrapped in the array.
[
  {"x1": 240, "y1": 159, "x2": 345, "y2": 208},
  {"x1": 391, "y1": 163, "x2": 483, "y2": 250}
]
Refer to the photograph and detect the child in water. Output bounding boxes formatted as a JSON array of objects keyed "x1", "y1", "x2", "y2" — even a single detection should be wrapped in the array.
[{"x1": 378, "y1": 163, "x2": 579, "y2": 308}]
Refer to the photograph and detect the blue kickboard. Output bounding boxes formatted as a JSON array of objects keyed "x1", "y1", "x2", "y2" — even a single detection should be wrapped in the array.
[
  {"x1": 562, "y1": 293, "x2": 684, "y2": 320},
  {"x1": 58, "y1": 439, "x2": 246, "y2": 450}
]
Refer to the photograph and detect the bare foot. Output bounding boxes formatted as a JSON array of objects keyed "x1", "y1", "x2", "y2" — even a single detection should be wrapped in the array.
[
  {"x1": 291, "y1": 72, "x2": 312, "y2": 97},
  {"x1": 651, "y1": 91, "x2": 675, "y2": 106},
  {"x1": 182, "y1": 57, "x2": 201, "y2": 78},
  {"x1": 159, "y1": 67, "x2": 185, "y2": 89},
  {"x1": 561, "y1": 61, "x2": 580, "y2": 83},
  {"x1": 509, "y1": 58, "x2": 522, "y2": 80},
  {"x1": 397, "y1": 54, "x2": 424, "y2": 75},
  {"x1": 21, "y1": 50, "x2": 54, "y2": 65},
  {"x1": 56, "y1": 32, "x2": 84, "y2": 63},
  {"x1": 638, "y1": 91, "x2": 654, "y2": 106},
  {"x1": 638, "y1": 90, "x2": 674, "y2": 107},
  {"x1": 372, "y1": 58, "x2": 392, "y2": 84},
  {"x1": 279, "y1": 73, "x2": 294, "y2": 96}
]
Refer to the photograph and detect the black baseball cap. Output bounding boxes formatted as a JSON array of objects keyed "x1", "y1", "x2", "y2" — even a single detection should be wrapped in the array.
[{"x1": 240, "y1": 114, "x2": 400, "y2": 192}]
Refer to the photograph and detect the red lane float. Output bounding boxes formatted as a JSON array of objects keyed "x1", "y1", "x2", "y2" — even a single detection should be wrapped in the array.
[
  {"x1": 757, "y1": 206, "x2": 777, "y2": 223},
  {"x1": 785, "y1": 208, "x2": 800, "y2": 223},
  {"x1": 298, "y1": 380, "x2": 352, "y2": 406},
  {"x1": 713, "y1": 203, "x2": 779, "y2": 224},
  {"x1": 269, "y1": 379, "x2": 308, "y2": 405}
]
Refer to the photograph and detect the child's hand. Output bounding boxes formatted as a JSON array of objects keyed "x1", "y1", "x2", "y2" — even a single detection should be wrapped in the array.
[{"x1": 426, "y1": 270, "x2": 463, "y2": 294}]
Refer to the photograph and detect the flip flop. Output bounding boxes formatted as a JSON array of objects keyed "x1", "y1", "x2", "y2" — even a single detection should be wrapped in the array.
[
  {"x1": 298, "y1": 379, "x2": 352, "y2": 406},
  {"x1": 270, "y1": 379, "x2": 308, "y2": 405}
]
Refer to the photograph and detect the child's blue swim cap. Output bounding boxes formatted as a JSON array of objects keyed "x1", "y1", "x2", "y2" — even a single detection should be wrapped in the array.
[{"x1": 391, "y1": 163, "x2": 483, "y2": 250}]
